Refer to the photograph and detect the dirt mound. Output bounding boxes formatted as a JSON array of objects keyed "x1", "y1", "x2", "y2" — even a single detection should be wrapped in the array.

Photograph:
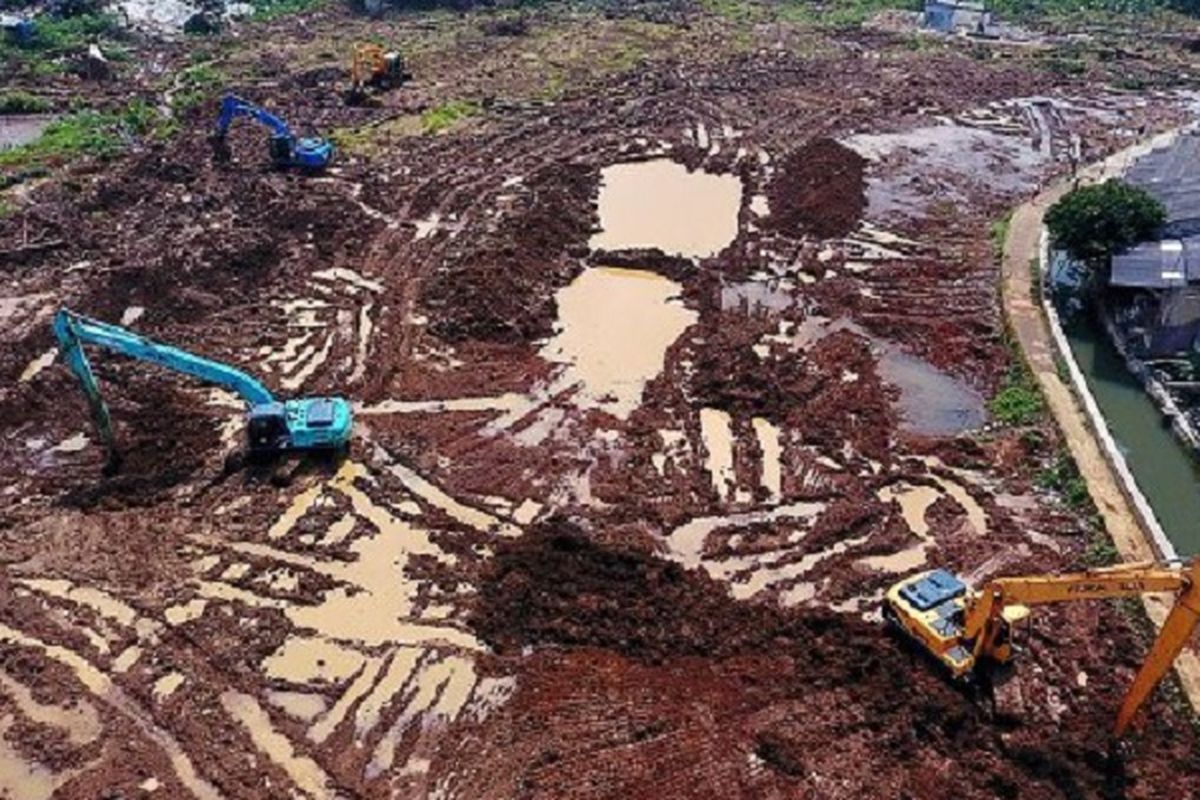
[
  {"x1": 462, "y1": 527, "x2": 1197, "y2": 799},
  {"x1": 767, "y1": 138, "x2": 867, "y2": 239},
  {"x1": 685, "y1": 320, "x2": 896, "y2": 458},
  {"x1": 421, "y1": 162, "x2": 595, "y2": 344},
  {"x1": 472, "y1": 521, "x2": 854, "y2": 661}
]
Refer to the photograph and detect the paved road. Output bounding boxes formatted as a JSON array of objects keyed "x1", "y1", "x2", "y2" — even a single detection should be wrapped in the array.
[{"x1": 1001, "y1": 181, "x2": 1200, "y2": 720}]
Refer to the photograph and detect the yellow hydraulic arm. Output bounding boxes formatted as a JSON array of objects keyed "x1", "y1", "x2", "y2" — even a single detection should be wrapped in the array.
[{"x1": 962, "y1": 560, "x2": 1200, "y2": 735}]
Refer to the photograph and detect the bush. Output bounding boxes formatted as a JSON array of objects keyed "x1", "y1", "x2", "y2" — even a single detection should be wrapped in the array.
[
  {"x1": 990, "y1": 354, "x2": 1045, "y2": 426},
  {"x1": 1037, "y1": 450, "x2": 1092, "y2": 510},
  {"x1": 1045, "y1": 179, "x2": 1167, "y2": 264},
  {"x1": 0, "y1": 110, "x2": 123, "y2": 168},
  {"x1": 0, "y1": 100, "x2": 173, "y2": 171},
  {"x1": 0, "y1": 91, "x2": 50, "y2": 114},
  {"x1": 991, "y1": 384, "x2": 1045, "y2": 425}
]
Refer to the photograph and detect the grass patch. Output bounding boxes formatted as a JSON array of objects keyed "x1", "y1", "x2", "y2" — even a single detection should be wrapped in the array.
[
  {"x1": 1083, "y1": 532, "x2": 1119, "y2": 566},
  {"x1": 991, "y1": 325, "x2": 1046, "y2": 427},
  {"x1": 991, "y1": 382, "x2": 1045, "y2": 426},
  {"x1": 989, "y1": 0, "x2": 1177, "y2": 20},
  {"x1": 330, "y1": 115, "x2": 423, "y2": 155},
  {"x1": 0, "y1": 91, "x2": 51, "y2": 114},
  {"x1": 990, "y1": 212, "x2": 1012, "y2": 259},
  {"x1": 0, "y1": 110, "x2": 123, "y2": 168},
  {"x1": 170, "y1": 63, "x2": 227, "y2": 116},
  {"x1": 0, "y1": 99, "x2": 174, "y2": 171},
  {"x1": 421, "y1": 100, "x2": 481, "y2": 134},
  {"x1": 1, "y1": 13, "x2": 124, "y2": 75},
  {"x1": 244, "y1": 0, "x2": 331, "y2": 21},
  {"x1": 1036, "y1": 450, "x2": 1091, "y2": 511},
  {"x1": 776, "y1": 0, "x2": 921, "y2": 26}
]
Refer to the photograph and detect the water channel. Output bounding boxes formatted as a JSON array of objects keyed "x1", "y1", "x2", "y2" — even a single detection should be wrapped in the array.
[{"x1": 1052, "y1": 266, "x2": 1200, "y2": 556}]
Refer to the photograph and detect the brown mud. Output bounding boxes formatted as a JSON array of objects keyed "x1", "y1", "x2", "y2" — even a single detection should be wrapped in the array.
[{"x1": 0, "y1": 3, "x2": 1198, "y2": 798}]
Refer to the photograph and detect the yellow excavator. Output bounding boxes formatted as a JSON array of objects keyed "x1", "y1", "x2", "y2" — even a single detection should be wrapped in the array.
[
  {"x1": 884, "y1": 559, "x2": 1200, "y2": 735},
  {"x1": 346, "y1": 43, "x2": 409, "y2": 105}
]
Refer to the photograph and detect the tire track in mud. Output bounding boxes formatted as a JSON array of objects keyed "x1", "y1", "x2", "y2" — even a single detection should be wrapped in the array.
[
  {"x1": 1, "y1": 438, "x2": 533, "y2": 798},
  {"x1": 5, "y1": 39, "x2": 1200, "y2": 798}
]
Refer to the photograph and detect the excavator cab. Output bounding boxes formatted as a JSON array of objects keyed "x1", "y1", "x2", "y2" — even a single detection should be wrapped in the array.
[
  {"x1": 247, "y1": 402, "x2": 292, "y2": 452},
  {"x1": 246, "y1": 398, "x2": 352, "y2": 454},
  {"x1": 884, "y1": 569, "x2": 976, "y2": 678}
]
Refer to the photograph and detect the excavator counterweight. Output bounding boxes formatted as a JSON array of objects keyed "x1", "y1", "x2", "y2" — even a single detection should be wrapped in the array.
[
  {"x1": 884, "y1": 560, "x2": 1200, "y2": 736},
  {"x1": 52, "y1": 309, "x2": 352, "y2": 472}
]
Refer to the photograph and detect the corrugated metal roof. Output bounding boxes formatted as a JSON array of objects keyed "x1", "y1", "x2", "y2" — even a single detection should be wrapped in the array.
[
  {"x1": 923, "y1": 0, "x2": 989, "y2": 31},
  {"x1": 1126, "y1": 132, "x2": 1200, "y2": 229},
  {"x1": 1111, "y1": 237, "x2": 1200, "y2": 288},
  {"x1": 1150, "y1": 288, "x2": 1200, "y2": 356}
]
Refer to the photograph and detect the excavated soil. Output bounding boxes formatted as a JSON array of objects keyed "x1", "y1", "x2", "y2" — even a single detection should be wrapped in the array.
[
  {"x1": 460, "y1": 527, "x2": 1199, "y2": 799},
  {"x1": 1, "y1": 4, "x2": 1199, "y2": 799},
  {"x1": 766, "y1": 138, "x2": 868, "y2": 240}
]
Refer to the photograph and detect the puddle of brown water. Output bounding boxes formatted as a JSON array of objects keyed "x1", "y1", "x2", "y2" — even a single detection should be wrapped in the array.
[
  {"x1": 262, "y1": 636, "x2": 366, "y2": 684},
  {"x1": 752, "y1": 417, "x2": 783, "y2": 501},
  {"x1": 589, "y1": 160, "x2": 742, "y2": 258},
  {"x1": 666, "y1": 501, "x2": 827, "y2": 570},
  {"x1": 541, "y1": 267, "x2": 697, "y2": 420},
  {"x1": 859, "y1": 476, "x2": 989, "y2": 574},
  {"x1": 267, "y1": 690, "x2": 328, "y2": 722},
  {"x1": 152, "y1": 672, "x2": 185, "y2": 700},
  {"x1": 221, "y1": 691, "x2": 336, "y2": 800},
  {"x1": 0, "y1": 716, "x2": 69, "y2": 800},
  {"x1": 366, "y1": 654, "x2": 476, "y2": 779},
  {"x1": 19, "y1": 348, "x2": 56, "y2": 383},
  {"x1": 699, "y1": 408, "x2": 736, "y2": 501}
]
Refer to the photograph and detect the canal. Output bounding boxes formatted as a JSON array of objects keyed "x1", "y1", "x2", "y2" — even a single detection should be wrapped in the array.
[{"x1": 1053, "y1": 278, "x2": 1200, "y2": 557}]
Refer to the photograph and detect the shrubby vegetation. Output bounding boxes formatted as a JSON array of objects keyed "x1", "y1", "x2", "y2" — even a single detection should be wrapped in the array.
[{"x1": 1046, "y1": 180, "x2": 1166, "y2": 264}]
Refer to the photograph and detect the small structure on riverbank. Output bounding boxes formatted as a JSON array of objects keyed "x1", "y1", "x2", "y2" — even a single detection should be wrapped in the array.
[
  {"x1": 1109, "y1": 131, "x2": 1200, "y2": 355},
  {"x1": 922, "y1": 0, "x2": 991, "y2": 34},
  {"x1": 1113, "y1": 131, "x2": 1200, "y2": 290}
]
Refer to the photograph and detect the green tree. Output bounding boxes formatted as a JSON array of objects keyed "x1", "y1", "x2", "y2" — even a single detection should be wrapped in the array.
[{"x1": 1045, "y1": 179, "x2": 1166, "y2": 265}]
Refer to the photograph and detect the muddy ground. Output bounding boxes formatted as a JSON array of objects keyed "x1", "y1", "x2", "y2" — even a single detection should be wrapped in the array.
[{"x1": 2, "y1": 2, "x2": 1200, "y2": 798}]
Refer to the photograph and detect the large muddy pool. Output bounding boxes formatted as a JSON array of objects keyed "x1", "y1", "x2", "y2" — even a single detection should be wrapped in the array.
[
  {"x1": 541, "y1": 266, "x2": 697, "y2": 419},
  {"x1": 589, "y1": 159, "x2": 742, "y2": 258}
]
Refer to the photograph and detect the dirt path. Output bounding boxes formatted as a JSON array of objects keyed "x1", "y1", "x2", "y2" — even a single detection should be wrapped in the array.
[{"x1": 1001, "y1": 179, "x2": 1200, "y2": 716}]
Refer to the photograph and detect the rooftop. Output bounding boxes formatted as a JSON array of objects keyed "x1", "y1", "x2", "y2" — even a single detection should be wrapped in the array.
[
  {"x1": 1111, "y1": 237, "x2": 1200, "y2": 289},
  {"x1": 1125, "y1": 131, "x2": 1200, "y2": 232}
]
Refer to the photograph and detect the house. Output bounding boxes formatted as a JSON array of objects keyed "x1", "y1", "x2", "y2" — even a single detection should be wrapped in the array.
[
  {"x1": 923, "y1": 0, "x2": 992, "y2": 34},
  {"x1": 1110, "y1": 238, "x2": 1200, "y2": 289},
  {"x1": 1111, "y1": 131, "x2": 1200, "y2": 289}
]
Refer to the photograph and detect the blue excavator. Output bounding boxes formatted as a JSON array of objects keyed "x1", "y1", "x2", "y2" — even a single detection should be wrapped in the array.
[
  {"x1": 212, "y1": 94, "x2": 333, "y2": 172},
  {"x1": 53, "y1": 309, "x2": 352, "y2": 472}
]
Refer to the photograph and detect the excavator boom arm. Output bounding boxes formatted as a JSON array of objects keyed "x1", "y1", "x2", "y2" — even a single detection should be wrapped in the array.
[
  {"x1": 53, "y1": 309, "x2": 276, "y2": 465},
  {"x1": 959, "y1": 560, "x2": 1200, "y2": 735},
  {"x1": 1115, "y1": 578, "x2": 1200, "y2": 735},
  {"x1": 214, "y1": 94, "x2": 293, "y2": 140},
  {"x1": 963, "y1": 563, "x2": 1190, "y2": 638}
]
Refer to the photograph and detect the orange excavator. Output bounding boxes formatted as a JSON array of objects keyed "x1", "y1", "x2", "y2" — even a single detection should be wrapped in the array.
[
  {"x1": 346, "y1": 43, "x2": 409, "y2": 105},
  {"x1": 884, "y1": 559, "x2": 1200, "y2": 735}
]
